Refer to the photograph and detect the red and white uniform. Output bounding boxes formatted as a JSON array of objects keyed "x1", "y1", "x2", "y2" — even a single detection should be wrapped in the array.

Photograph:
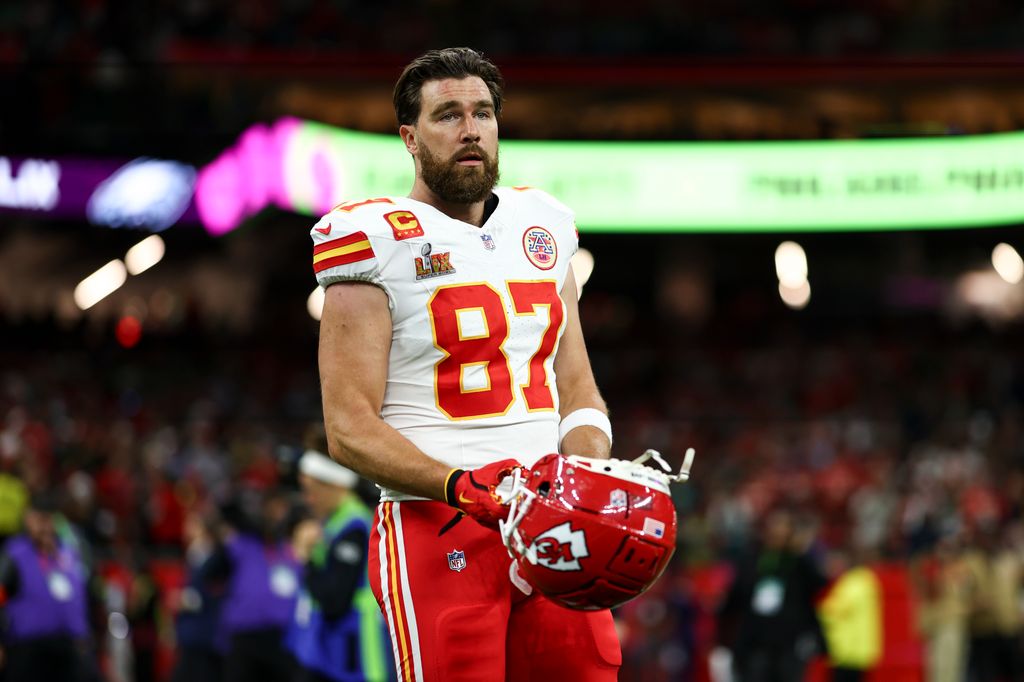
[
  {"x1": 311, "y1": 187, "x2": 619, "y2": 681},
  {"x1": 311, "y1": 187, "x2": 576, "y2": 502}
]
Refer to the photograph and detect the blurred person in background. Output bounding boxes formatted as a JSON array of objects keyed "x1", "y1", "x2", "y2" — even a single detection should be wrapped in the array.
[
  {"x1": 126, "y1": 559, "x2": 161, "y2": 682},
  {"x1": 170, "y1": 510, "x2": 225, "y2": 682},
  {"x1": 0, "y1": 494, "x2": 90, "y2": 681},
  {"x1": 200, "y1": 487, "x2": 302, "y2": 682},
  {"x1": 0, "y1": 458, "x2": 27, "y2": 544},
  {"x1": 816, "y1": 545, "x2": 882, "y2": 682},
  {"x1": 912, "y1": 532, "x2": 973, "y2": 682},
  {"x1": 715, "y1": 508, "x2": 827, "y2": 682},
  {"x1": 618, "y1": 568, "x2": 700, "y2": 682},
  {"x1": 287, "y1": 443, "x2": 390, "y2": 682},
  {"x1": 963, "y1": 523, "x2": 1024, "y2": 682},
  {"x1": 314, "y1": 47, "x2": 619, "y2": 680}
]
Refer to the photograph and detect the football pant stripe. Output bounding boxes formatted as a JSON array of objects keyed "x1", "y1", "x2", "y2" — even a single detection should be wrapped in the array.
[
  {"x1": 382, "y1": 503, "x2": 414, "y2": 681},
  {"x1": 385, "y1": 503, "x2": 415, "y2": 682},
  {"x1": 376, "y1": 503, "x2": 405, "y2": 681},
  {"x1": 393, "y1": 502, "x2": 425, "y2": 682}
]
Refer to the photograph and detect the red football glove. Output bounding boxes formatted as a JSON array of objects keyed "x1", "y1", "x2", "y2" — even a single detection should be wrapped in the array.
[{"x1": 444, "y1": 459, "x2": 523, "y2": 529}]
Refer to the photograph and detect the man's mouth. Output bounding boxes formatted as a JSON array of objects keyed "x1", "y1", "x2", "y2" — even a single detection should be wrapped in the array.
[{"x1": 455, "y1": 150, "x2": 484, "y2": 167}]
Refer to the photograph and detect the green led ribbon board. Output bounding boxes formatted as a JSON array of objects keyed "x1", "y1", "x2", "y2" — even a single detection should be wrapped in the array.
[{"x1": 198, "y1": 119, "x2": 1024, "y2": 234}]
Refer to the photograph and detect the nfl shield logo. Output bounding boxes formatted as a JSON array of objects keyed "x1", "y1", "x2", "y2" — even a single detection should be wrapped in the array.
[
  {"x1": 481, "y1": 234, "x2": 496, "y2": 251},
  {"x1": 610, "y1": 489, "x2": 628, "y2": 507},
  {"x1": 447, "y1": 549, "x2": 467, "y2": 572}
]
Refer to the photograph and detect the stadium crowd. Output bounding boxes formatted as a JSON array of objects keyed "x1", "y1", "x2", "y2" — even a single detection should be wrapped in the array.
[
  {"x1": 7, "y1": 2, "x2": 1024, "y2": 162},
  {"x1": 2, "y1": 300, "x2": 1024, "y2": 680},
  {"x1": 3, "y1": 0, "x2": 1024, "y2": 61}
]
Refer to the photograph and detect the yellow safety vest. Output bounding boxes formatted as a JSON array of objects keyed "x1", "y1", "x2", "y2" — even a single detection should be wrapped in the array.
[{"x1": 817, "y1": 566, "x2": 883, "y2": 669}]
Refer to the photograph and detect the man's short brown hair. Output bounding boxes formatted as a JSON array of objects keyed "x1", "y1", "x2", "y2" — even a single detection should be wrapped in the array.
[{"x1": 393, "y1": 47, "x2": 505, "y2": 126}]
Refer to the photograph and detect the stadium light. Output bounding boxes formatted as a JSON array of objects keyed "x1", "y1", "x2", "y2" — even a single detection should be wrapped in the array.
[
  {"x1": 571, "y1": 248, "x2": 595, "y2": 298},
  {"x1": 775, "y1": 241, "x2": 808, "y2": 288},
  {"x1": 953, "y1": 269, "x2": 1024, "y2": 321},
  {"x1": 74, "y1": 260, "x2": 127, "y2": 310},
  {"x1": 307, "y1": 286, "x2": 325, "y2": 321},
  {"x1": 779, "y1": 280, "x2": 811, "y2": 309},
  {"x1": 992, "y1": 243, "x2": 1024, "y2": 284},
  {"x1": 124, "y1": 235, "x2": 165, "y2": 275}
]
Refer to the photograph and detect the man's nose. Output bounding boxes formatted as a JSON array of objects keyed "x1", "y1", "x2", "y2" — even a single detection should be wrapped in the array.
[{"x1": 461, "y1": 116, "x2": 481, "y2": 143}]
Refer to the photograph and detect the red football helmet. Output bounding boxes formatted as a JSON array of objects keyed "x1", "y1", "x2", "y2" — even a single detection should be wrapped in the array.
[{"x1": 500, "y1": 449, "x2": 694, "y2": 611}]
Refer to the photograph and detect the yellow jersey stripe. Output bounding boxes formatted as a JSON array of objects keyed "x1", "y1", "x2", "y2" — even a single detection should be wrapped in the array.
[{"x1": 312, "y1": 240, "x2": 372, "y2": 265}]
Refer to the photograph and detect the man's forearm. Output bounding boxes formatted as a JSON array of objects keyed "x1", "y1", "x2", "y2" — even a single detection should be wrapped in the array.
[
  {"x1": 327, "y1": 414, "x2": 451, "y2": 501},
  {"x1": 553, "y1": 268, "x2": 611, "y2": 459},
  {"x1": 560, "y1": 424, "x2": 611, "y2": 459},
  {"x1": 558, "y1": 390, "x2": 612, "y2": 459}
]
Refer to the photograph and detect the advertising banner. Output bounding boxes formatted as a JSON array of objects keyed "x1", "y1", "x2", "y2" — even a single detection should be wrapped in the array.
[
  {"x1": 8, "y1": 120, "x2": 1024, "y2": 235},
  {"x1": 0, "y1": 156, "x2": 199, "y2": 231},
  {"x1": 196, "y1": 118, "x2": 1024, "y2": 234}
]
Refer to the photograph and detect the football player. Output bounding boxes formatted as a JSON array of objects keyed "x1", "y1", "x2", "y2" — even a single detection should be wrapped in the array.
[{"x1": 314, "y1": 47, "x2": 619, "y2": 681}]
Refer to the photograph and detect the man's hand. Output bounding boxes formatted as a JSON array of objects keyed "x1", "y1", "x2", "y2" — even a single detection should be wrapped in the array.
[
  {"x1": 292, "y1": 519, "x2": 323, "y2": 563},
  {"x1": 444, "y1": 459, "x2": 523, "y2": 529}
]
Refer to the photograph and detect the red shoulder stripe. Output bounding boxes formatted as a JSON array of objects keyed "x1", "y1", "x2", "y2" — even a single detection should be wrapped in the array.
[
  {"x1": 312, "y1": 247, "x2": 375, "y2": 274},
  {"x1": 313, "y1": 231, "x2": 370, "y2": 255}
]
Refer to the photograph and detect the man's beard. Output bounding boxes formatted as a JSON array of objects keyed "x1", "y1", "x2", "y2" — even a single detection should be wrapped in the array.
[{"x1": 418, "y1": 142, "x2": 500, "y2": 204}]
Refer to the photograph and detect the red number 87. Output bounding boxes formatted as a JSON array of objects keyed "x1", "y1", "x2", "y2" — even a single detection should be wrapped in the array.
[{"x1": 427, "y1": 280, "x2": 564, "y2": 420}]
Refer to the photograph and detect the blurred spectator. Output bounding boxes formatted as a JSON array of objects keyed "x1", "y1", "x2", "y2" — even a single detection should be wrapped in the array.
[
  {"x1": 128, "y1": 563, "x2": 161, "y2": 682},
  {"x1": 963, "y1": 524, "x2": 1024, "y2": 682},
  {"x1": 200, "y1": 488, "x2": 302, "y2": 682},
  {"x1": 716, "y1": 509, "x2": 827, "y2": 682},
  {"x1": 287, "y1": 445, "x2": 390, "y2": 682},
  {"x1": 0, "y1": 494, "x2": 91, "y2": 681},
  {"x1": 0, "y1": 460, "x2": 27, "y2": 541},
  {"x1": 817, "y1": 547, "x2": 882, "y2": 682},
  {"x1": 912, "y1": 534, "x2": 973, "y2": 682},
  {"x1": 618, "y1": 568, "x2": 701, "y2": 682},
  {"x1": 170, "y1": 511, "x2": 224, "y2": 682}
]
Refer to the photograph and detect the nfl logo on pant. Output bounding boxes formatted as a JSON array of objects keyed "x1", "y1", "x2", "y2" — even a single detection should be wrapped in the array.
[{"x1": 447, "y1": 549, "x2": 467, "y2": 572}]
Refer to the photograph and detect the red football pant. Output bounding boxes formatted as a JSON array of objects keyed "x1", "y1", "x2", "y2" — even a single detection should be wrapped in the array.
[{"x1": 368, "y1": 500, "x2": 621, "y2": 682}]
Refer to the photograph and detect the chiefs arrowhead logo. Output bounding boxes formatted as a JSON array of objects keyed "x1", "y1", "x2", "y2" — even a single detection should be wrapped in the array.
[
  {"x1": 315, "y1": 223, "x2": 332, "y2": 235},
  {"x1": 529, "y1": 522, "x2": 589, "y2": 571}
]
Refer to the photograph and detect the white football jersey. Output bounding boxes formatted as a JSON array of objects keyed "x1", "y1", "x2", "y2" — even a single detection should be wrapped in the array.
[{"x1": 311, "y1": 187, "x2": 579, "y2": 501}]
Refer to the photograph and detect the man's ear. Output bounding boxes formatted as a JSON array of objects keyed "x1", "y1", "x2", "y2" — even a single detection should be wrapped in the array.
[{"x1": 399, "y1": 124, "x2": 417, "y2": 155}]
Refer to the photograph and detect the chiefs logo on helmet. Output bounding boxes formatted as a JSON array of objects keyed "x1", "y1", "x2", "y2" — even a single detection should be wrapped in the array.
[
  {"x1": 500, "y1": 449, "x2": 694, "y2": 611},
  {"x1": 530, "y1": 522, "x2": 589, "y2": 571}
]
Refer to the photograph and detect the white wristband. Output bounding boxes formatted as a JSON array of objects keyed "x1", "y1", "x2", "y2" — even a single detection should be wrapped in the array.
[{"x1": 558, "y1": 408, "x2": 612, "y2": 449}]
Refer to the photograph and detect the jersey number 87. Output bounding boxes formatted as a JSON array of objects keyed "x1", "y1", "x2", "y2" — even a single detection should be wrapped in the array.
[{"x1": 427, "y1": 280, "x2": 564, "y2": 420}]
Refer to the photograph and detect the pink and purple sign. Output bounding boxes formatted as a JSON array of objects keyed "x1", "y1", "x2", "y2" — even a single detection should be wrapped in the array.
[
  {"x1": 193, "y1": 117, "x2": 411, "y2": 236},
  {"x1": 196, "y1": 117, "x2": 353, "y2": 236},
  {"x1": 0, "y1": 155, "x2": 199, "y2": 231}
]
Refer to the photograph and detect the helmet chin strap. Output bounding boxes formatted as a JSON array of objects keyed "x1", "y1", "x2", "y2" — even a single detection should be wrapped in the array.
[{"x1": 632, "y1": 448, "x2": 696, "y2": 484}]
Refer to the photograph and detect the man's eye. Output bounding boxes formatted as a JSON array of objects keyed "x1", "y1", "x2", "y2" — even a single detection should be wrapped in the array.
[
  {"x1": 475, "y1": 111, "x2": 491, "y2": 119},
  {"x1": 440, "y1": 112, "x2": 457, "y2": 121}
]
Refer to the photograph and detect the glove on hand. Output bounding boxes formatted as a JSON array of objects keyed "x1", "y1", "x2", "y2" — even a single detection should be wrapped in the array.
[{"x1": 444, "y1": 459, "x2": 523, "y2": 529}]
